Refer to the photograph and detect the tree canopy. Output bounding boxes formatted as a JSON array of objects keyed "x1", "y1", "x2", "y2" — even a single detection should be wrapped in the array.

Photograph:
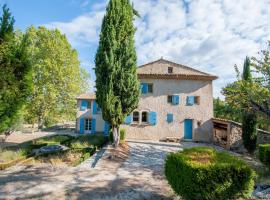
[
  {"x1": 24, "y1": 26, "x2": 90, "y2": 128},
  {"x1": 0, "y1": 5, "x2": 32, "y2": 134}
]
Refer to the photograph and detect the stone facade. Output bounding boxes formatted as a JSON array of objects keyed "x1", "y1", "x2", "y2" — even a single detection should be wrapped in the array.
[
  {"x1": 76, "y1": 59, "x2": 217, "y2": 141},
  {"x1": 122, "y1": 79, "x2": 214, "y2": 141}
]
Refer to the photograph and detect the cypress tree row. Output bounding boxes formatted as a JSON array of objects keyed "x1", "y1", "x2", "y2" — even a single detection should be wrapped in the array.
[
  {"x1": 95, "y1": 0, "x2": 140, "y2": 147},
  {"x1": 241, "y1": 56, "x2": 257, "y2": 153}
]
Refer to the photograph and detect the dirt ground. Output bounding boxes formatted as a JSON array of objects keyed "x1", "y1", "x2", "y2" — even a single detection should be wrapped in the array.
[
  {"x1": 0, "y1": 140, "x2": 182, "y2": 200},
  {"x1": 0, "y1": 139, "x2": 265, "y2": 200}
]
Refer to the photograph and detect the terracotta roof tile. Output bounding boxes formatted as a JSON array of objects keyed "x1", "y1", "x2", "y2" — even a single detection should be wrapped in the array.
[{"x1": 76, "y1": 93, "x2": 96, "y2": 100}]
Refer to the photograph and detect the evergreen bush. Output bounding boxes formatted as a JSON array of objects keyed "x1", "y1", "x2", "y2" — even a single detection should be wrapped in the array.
[{"x1": 165, "y1": 147, "x2": 256, "y2": 200}]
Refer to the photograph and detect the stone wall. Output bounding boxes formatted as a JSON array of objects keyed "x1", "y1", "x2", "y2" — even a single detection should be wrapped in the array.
[{"x1": 213, "y1": 119, "x2": 270, "y2": 151}]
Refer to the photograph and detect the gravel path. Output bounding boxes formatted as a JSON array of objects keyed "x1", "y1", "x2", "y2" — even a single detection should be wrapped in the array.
[{"x1": 0, "y1": 140, "x2": 182, "y2": 200}]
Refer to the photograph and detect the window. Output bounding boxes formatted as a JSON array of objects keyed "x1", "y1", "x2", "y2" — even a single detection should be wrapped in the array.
[
  {"x1": 167, "y1": 95, "x2": 173, "y2": 103},
  {"x1": 141, "y1": 111, "x2": 148, "y2": 123},
  {"x1": 148, "y1": 84, "x2": 153, "y2": 93},
  {"x1": 133, "y1": 111, "x2": 140, "y2": 123},
  {"x1": 141, "y1": 83, "x2": 153, "y2": 94},
  {"x1": 194, "y1": 96, "x2": 200, "y2": 105},
  {"x1": 168, "y1": 67, "x2": 173, "y2": 73},
  {"x1": 85, "y1": 119, "x2": 92, "y2": 130}
]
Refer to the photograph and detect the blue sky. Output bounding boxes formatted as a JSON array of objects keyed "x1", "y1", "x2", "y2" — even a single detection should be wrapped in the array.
[{"x1": 1, "y1": 0, "x2": 270, "y2": 97}]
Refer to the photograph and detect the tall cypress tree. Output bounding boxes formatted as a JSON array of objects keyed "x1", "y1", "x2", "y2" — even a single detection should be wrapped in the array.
[
  {"x1": 241, "y1": 56, "x2": 257, "y2": 153},
  {"x1": 0, "y1": 5, "x2": 32, "y2": 135},
  {"x1": 95, "y1": 0, "x2": 140, "y2": 147}
]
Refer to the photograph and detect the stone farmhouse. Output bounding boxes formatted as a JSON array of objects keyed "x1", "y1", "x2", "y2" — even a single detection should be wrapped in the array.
[{"x1": 76, "y1": 58, "x2": 218, "y2": 141}]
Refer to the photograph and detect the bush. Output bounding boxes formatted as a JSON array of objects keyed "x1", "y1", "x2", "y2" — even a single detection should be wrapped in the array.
[
  {"x1": 34, "y1": 135, "x2": 72, "y2": 145},
  {"x1": 259, "y1": 144, "x2": 270, "y2": 167},
  {"x1": 165, "y1": 147, "x2": 256, "y2": 200},
  {"x1": 71, "y1": 134, "x2": 108, "y2": 149},
  {"x1": 242, "y1": 112, "x2": 257, "y2": 153},
  {"x1": 109, "y1": 130, "x2": 113, "y2": 143},
  {"x1": 120, "y1": 129, "x2": 126, "y2": 141}
]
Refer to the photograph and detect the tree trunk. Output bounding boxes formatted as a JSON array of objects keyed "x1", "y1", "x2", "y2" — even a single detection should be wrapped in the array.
[{"x1": 113, "y1": 126, "x2": 120, "y2": 148}]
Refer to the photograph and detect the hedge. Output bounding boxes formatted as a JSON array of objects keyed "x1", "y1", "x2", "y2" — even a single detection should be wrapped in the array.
[
  {"x1": 259, "y1": 144, "x2": 270, "y2": 167},
  {"x1": 165, "y1": 147, "x2": 256, "y2": 200}
]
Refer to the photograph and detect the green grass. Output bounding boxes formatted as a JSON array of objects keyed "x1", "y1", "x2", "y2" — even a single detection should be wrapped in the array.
[
  {"x1": 71, "y1": 134, "x2": 108, "y2": 148},
  {"x1": 0, "y1": 149, "x2": 27, "y2": 163},
  {"x1": 34, "y1": 135, "x2": 72, "y2": 145}
]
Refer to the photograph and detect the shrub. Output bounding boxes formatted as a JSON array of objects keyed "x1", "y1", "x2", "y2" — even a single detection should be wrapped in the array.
[
  {"x1": 242, "y1": 112, "x2": 257, "y2": 153},
  {"x1": 71, "y1": 134, "x2": 108, "y2": 149},
  {"x1": 165, "y1": 147, "x2": 256, "y2": 200},
  {"x1": 71, "y1": 141, "x2": 93, "y2": 149},
  {"x1": 34, "y1": 135, "x2": 72, "y2": 145},
  {"x1": 0, "y1": 149, "x2": 27, "y2": 163},
  {"x1": 120, "y1": 129, "x2": 126, "y2": 141},
  {"x1": 259, "y1": 144, "x2": 270, "y2": 167}
]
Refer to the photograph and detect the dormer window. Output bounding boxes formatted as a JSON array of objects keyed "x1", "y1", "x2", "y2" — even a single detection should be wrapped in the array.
[{"x1": 168, "y1": 67, "x2": 173, "y2": 74}]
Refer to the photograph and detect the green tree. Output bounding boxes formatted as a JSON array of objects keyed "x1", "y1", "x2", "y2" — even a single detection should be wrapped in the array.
[
  {"x1": 24, "y1": 26, "x2": 89, "y2": 129},
  {"x1": 0, "y1": 4, "x2": 14, "y2": 41},
  {"x1": 95, "y1": 0, "x2": 140, "y2": 147},
  {"x1": 0, "y1": 5, "x2": 32, "y2": 135}
]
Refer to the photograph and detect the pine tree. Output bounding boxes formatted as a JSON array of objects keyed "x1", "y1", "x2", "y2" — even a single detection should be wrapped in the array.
[
  {"x1": 95, "y1": 0, "x2": 140, "y2": 147},
  {"x1": 241, "y1": 56, "x2": 257, "y2": 153},
  {"x1": 0, "y1": 5, "x2": 32, "y2": 135}
]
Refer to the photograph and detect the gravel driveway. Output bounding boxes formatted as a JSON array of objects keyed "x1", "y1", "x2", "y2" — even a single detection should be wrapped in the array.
[{"x1": 0, "y1": 140, "x2": 182, "y2": 200}]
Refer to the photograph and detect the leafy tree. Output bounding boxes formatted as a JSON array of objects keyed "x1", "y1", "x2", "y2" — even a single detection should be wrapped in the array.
[
  {"x1": 213, "y1": 98, "x2": 241, "y2": 122},
  {"x1": 24, "y1": 26, "x2": 89, "y2": 129},
  {"x1": 0, "y1": 5, "x2": 32, "y2": 135},
  {"x1": 95, "y1": 0, "x2": 140, "y2": 147}
]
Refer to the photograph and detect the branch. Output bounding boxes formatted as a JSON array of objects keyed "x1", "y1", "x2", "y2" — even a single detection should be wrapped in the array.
[{"x1": 250, "y1": 99, "x2": 270, "y2": 119}]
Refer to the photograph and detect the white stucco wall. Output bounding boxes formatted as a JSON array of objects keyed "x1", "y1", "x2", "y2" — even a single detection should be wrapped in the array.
[{"x1": 121, "y1": 79, "x2": 214, "y2": 141}]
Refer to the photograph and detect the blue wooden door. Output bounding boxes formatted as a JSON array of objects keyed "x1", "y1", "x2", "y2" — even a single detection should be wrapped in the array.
[{"x1": 184, "y1": 119, "x2": 193, "y2": 139}]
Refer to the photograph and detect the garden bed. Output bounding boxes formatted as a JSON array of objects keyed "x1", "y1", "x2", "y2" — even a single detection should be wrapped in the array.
[{"x1": 0, "y1": 134, "x2": 108, "y2": 169}]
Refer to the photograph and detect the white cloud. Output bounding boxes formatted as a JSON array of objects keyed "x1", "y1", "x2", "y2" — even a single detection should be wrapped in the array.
[{"x1": 45, "y1": 0, "x2": 270, "y2": 98}]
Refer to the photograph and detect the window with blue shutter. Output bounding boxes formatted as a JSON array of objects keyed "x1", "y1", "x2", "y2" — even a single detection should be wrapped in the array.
[
  {"x1": 172, "y1": 95, "x2": 180, "y2": 105},
  {"x1": 104, "y1": 121, "x2": 110, "y2": 135},
  {"x1": 91, "y1": 118, "x2": 96, "y2": 133},
  {"x1": 187, "y1": 96, "x2": 195, "y2": 105},
  {"x1": 80, "y1": 100, "x2": 88, "y2": 111},
  {"x1": 93, "y1": 100, "x2": 97, "y2": 114},
  {"x1": 148, "y1": 111, "x2": 157, "y2": 125},
  {"x1": 79, "y1": 118, "x2": 84, "y2": 134},
  {"x1": 124, "y1": 114, "x2": 132, "y2": 124},
  {"x1": 141, "y1": 83, "x2": 148, "y2": 94},
  {"x1": 167, "y1": 113, "x2": 173, "y2": 123}
]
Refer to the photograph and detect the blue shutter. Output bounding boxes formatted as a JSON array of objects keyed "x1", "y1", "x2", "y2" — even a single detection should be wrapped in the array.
[
  {"x1": 187, "y1": 96, "x2": 195, "y2": 105},
  {"x1": 172, "y1": 95, "x2": 180, "y2": 105},
  {"x1": 148, "y1": 111, "x2": 157, "y2": 125},
  {"x1": 125, "y1": 114, "x2": 132, "y2": 124},
  {"x1": 79, "y1": 118, "x2": 84, "y2": 134},
  {"x1": 91, "y1": 118, "x2": 96, "y2": 134},
  {"x1": 80, "y1": 100, "x2": 88, "y2": 111},
  {"x1": 167, "y1": 113, "x2": 173, "y2": 123},
  {"x1": 141, "y1": 83, "x2": 148, "y2": 94},
  {"x1": 104, "y1": 121, "x2": 110, "y2": 135},
  {"x1": 93, "y1": 100, "x2": 97, "y2": 114}
]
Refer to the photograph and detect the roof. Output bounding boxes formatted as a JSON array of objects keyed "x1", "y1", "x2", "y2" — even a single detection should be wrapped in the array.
[
  {"x1": 137, "y1": 58, "x2": 218, "y2": 81},
  {"x1": 76, "y1": 93, "x2": 96, "y2": 100}
]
